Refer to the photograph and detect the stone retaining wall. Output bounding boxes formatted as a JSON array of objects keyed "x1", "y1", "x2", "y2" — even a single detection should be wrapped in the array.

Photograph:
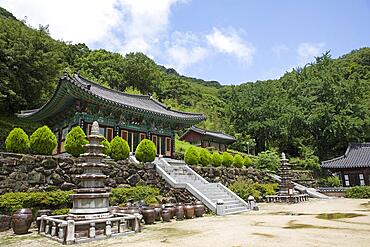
[{"x1": 0, "y1": 152, "x2": 272, "y2": 199}]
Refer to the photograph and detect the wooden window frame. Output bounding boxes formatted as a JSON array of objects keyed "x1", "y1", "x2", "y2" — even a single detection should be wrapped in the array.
[
  {"x1": 139, "y1": 133, "x2": 146, "y2": 142},
  {"x1": 165, "y1": 137, "x2": 171, "y2": 157},
  {"x1": 121, "y1": 130, "x2": 128, "y2": 141},
  {"x1": 106, "y1": 127, "x2": 113, "y2": 142}
]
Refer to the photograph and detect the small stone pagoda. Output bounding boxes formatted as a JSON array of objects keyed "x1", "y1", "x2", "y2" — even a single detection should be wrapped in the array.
[
  {"x1": 266, "y1": 153, "x2": 308, "y2": 203},
  {"x1": 37, "y1": 121, "x2": 142, "y2": 244}
]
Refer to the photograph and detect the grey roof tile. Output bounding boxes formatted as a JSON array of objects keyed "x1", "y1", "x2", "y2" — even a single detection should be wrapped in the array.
[{"x1": 321, "y1": 143, "x2": 370, "y2": 169}]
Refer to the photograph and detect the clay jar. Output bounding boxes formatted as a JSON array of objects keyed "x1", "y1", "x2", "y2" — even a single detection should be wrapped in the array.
[
  {"x1": 36, "y1": 209, "x2": 52, "y2": 229},
  {"x1": 175, "y1": 203, "x2": 185, "y2": 220},
  {"x1": 161, "y1": 209, "x2": 171, "y2": 222},
  {"x1": 163, "y1": 204, "x2": 176, "y2": 219},
  {"x1": 141, "y1": 207, "x2": 155, "y2": 225},
  {"x1": 194, "y1": 201, "x2": 205, "y2": 217},
  {"x1": 11, "y1": 208, "x2": 33, "y2": 235},
  {"x1": 184, "y1": 204, "x2": 195, "y2": 219},
  {"x1": 153, "y1": 205, "x2": 162, "y2": 221}
]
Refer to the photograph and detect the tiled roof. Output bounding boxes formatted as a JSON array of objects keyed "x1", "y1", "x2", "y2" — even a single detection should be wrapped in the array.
[
  {"x1": 181, "y1": 126, "x2": 236, "y2": 143},
  {"x1": 321, "y1": 143, "x2": 370, "y2": 169},
  {"x1": 18, "y1": 74, "x2": 206, "y2": 124}
]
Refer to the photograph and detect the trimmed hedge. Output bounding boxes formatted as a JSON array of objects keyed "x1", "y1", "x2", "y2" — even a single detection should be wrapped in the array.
[
  {"x1": 211, "y1": 152, "x2": 223, "y2": 167},
  {"x1": 244, "y1": 155, "x2": 252, "y2": 167},
  {"x1": 222, "y1": 152, "x2": 233, "y2": 167},
  {"x1": 5, "y1": 127, "x2": 29, "y2": 153},
  {"x1": 30, "y1": 126, "x2": 57, "y2": 155},
  {"x1": 110, "y1": 136, "x2": 130, "y2": 161},
  {"x1": 199, "y1": 148, "x2": 211, "y2": 166},
  {"x1": 100, "y1": 138, "x2": 111, "y2": 156},
  {"x1": 184, "y1": 147, "x2": 199, "y2": 165},
  {"x1": 64, "y1": 126, "x2": 88, "y2": 157},
  {"x1": 345, "y1": 186, "x2": 370, "y2": 199},
  {"x1": 232, "y1": 154, "x2": 244, "y2": 168},
  {"x1": 0, "y1": 186, "x2": 160, "y2": 215},
  {"x1": 110, "y1": 186, "x2": 159, "y2": 206},
  {"x1": 135, "y1": 139, "x2": 156, "y2": 163}
]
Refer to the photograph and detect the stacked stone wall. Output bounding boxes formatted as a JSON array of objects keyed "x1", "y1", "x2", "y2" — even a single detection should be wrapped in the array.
[{"x1": 0, "y1": 152, "x2": 272, "y2": 201}]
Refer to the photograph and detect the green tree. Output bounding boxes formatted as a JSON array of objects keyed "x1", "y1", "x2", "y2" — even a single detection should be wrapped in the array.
[
  {"x1": 255, "y1": 150, "x2": 280, "y2": 172},
  {"x1": 222, "y1": 152, "x2": 233, "y2": 167},
  {"x1": 121, "y1": 52, "x2": 160, "y2": 94},
  {"x1": 244, "y1": 155, "x2": 252, "y2": 167},
  {"x1": 100, "y1": 138, "x2": 111, "y2": 156},
  {"x1": 211, "y1": 152, "x2": 223, "y2": 167},
  {"x1": 64, "y1": 126, "x2": 88, "y2": 157},
  {"x1": 135, "y1": 139, "x2": 156, "y2": 163},
  {"x1": 30, "y1": 126, "x2": 57, "y2": 155},
  {"x1": 199, "y1": 148, "x2": 211, "y2": 166},
  {"x1": 184, "y1": 147, "x2": 199, "y2": 166},
  {"x1": 5, "y1": 128, "x2": 29, "y2": 153},
  {"x1": 232, "y1": 154, "x2": 244, "y2": 168},
  {"x1": 110, "y1": 136, "x2": 130, "y2": 161}
]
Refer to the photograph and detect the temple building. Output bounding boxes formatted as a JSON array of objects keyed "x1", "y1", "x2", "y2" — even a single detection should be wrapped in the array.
[
  {"x1": 321, "y1": 143, "x2": 370, "y2": 187},
  {"x1": 179, "y1": 126, "x2": 236, "y2": 152},
  {"x1": 18, "y1": 73, "x2": 206, "y2": 157}
]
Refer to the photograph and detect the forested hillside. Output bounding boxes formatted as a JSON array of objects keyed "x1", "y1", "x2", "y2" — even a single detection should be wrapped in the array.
[{"x1": 0, "y1": 7, "x2": 369, "y2": 160}]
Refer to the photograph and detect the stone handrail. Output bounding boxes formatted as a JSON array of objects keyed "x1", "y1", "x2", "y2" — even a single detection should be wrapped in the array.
[
  {"x1": 155, "y1": 158, "x2": 216, "y2": 212},
  {"x1": 216, "y1": 183, "x2": 250, "y2": 208}
]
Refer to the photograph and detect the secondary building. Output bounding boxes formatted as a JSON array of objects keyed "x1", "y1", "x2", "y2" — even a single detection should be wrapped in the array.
[
  {"x1": 179, "y1": 126, "x2": 236, "y2": 152},
  {"x1": 321, "y1": 143, "x2": 370, "y2": 187},
  {"x1": 18, "y1": 73, "x2": 206, "y2": 157}
]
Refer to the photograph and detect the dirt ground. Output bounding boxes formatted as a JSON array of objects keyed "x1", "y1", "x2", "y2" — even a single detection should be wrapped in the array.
[{"x1": 1, "y1": 198, "x2": 369, "y2": 247}]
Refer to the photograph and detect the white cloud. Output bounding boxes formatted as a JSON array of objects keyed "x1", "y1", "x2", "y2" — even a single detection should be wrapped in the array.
[
  {"x1": 206, "y1": 27, "x2": 255, "y2": 65},
  {"x1": 164, "y1": 32, "x2": 209, "y2": 72},
  {"x1": 272, "y1": 44, "x2": 289, "y2": 57},
  {"x1": 0, "y1": 0, "x2": 184, "y2": 54},
  {"x1": 297, "y1": 42, "x2": 325, "y2": 65},
  {"x1": 0, "y1": 0, "x2": 121, "y2": 49}
]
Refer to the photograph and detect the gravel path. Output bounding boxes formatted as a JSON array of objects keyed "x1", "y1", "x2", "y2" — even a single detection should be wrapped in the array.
[{"x1": 1, "y1": 198, "x2": 369, "y2": 247}]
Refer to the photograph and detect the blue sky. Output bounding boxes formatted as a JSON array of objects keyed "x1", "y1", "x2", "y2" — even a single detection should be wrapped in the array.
[{"x1": 1, "y1": 0, "x2": 369, "y2": 84}]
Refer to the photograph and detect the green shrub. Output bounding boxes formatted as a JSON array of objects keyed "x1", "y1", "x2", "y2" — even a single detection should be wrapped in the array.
[
  {"x1": 100, "y1": 138, "x2": 111, "y2": 156},
  {"x1": 5, "y1": 128, "x2": 29, "y2": 153},
  {"x1": 135, "y1": 139, "x2": 156, "y2": 163},
  {"x1": 110, "y1": 136, "x2": 130, "y2": 161},
  {"x1": 0, "y1": 186, "x2": 162, "y2": 215},
  {"x1": 244, "y1": 155, "x2": 252, "y2": 167},
  {"x1": 64, "y1": 126, "x2": 88, "y2": 157},
  {"x1": 255, "y1": 150, "x2": 280, "y2": 171},
  {"x1": 211, "y1": 152, "x2": 223, "y2": 167},
  {"x1": 199, "y1": 148, "x2": 211, "y2": 166},
  {"x1": 229, "y1": 179, "x2": 278, "y2": 202},
  {"x1": 232, "y1": 154, "x2": 244, "y2": 168},
  {"x1": 345, "y1": 186, "x2": 370, "y2": 199},
  {"x1": 110, "y1": 186, "x2": 160, "y2": 205},
  {"x1": 30, "y1": 126, "x2": 57, "y2": 155},
  {"x1": 0, "y1": 190, "x2": 72, "y2": 215},
  {"x1": 52, "y1": 208, "x2": 70, "y2": 215},
  {"x1": 184, "y1": 147, "x2": 199, "y2": 165},
  {"x1": 319, "y1": 176, "x2": 341, "y2": 187},
  {"x1": 222, "y1": 152, "x2": 233, "y2": 167}
]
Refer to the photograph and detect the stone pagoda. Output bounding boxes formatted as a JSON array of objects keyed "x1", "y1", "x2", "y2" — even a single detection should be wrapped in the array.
[
  {"x1": 278, "y1": 152, "x2": 294, "y2": 196},
  {"x1": 37, "y1": 121, "x2": 141, "y2": 244},
  {"x1": 69, "y1": 121, "x2": 110, "y2": 221},
  {"x1": 266, "y1": 153, "x2": 309, "y2": 203}
]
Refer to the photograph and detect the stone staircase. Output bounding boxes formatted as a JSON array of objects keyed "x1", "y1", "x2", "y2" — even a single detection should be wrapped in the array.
[{"x1": 154, "y1": 158, "x2": 249, "y2": 215}]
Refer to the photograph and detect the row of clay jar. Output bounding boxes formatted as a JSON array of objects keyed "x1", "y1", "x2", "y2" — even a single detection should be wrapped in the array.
[{"x1": 115, "y1": 201, "x2": 206, "y2": 225}]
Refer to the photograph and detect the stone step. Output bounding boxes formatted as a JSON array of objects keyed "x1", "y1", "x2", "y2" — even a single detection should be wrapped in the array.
[
  {"x1": 224, "y1": 203, "x2": 244, "y2": 209},
  {"x1": 224, "y1": 206, "x2": 248, "y2": 213}
]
